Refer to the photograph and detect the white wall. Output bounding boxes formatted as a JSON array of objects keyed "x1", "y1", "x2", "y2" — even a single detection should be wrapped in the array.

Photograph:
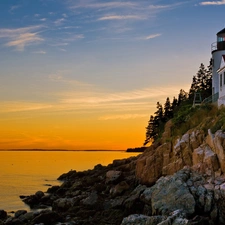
[{"x1": 212, "y1": 50, "x2": 225, "y2": 95}]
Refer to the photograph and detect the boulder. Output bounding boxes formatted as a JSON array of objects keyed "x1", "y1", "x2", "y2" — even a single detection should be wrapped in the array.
[
  {"x1": 31, "y1": 210, "x2": 63, "y2": 225},
  {"x1": 141, "y1": 169, "x2": 195, "y2": 216},
  {"x1": 81, "y1": 191, "x2": 98, "y2": 208},
  {"x1": 14, "y1": 210, "x2": 27, "y2": 218},
  {"x1": 120, "y1": 214, "x2": 150, "y2": 225},
  {"x1": 52, "y1": 197, "x2": 74, "y2": 211},
  {"x1": 110, "y1": 181, "x2": 130, "y2": 197},
  {"x1": 106, "y1": 170, "x2": 122, "y2": 184},
  {"x1": 0, "y1": 210, "x2": 7, "y2": 220}
]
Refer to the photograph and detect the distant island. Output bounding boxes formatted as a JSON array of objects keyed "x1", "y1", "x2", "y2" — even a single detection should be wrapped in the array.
[{"x1": 126, "y1": 146, "x2": 147, "y2": 152}]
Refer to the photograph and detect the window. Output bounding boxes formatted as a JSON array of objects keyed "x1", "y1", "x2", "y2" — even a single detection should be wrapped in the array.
[
  {"x1": 220, "y1": 74, "x2": 222, "y2": 87},
  {"x1": 224, "y1": 72, "x2": 225, "y2": 85},
  {"x1": 218, "y1": 37, "x2": 225, "y2": 42}
]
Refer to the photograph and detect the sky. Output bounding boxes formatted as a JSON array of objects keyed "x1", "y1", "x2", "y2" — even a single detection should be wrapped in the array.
[{"x1": 0, "y1": 0, "x2": 225, "y2": 150}]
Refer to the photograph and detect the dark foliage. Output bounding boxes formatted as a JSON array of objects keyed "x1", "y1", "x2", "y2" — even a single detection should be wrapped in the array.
[{"x1": 143, "y1": 59, "x2": 212, "y2": 146}]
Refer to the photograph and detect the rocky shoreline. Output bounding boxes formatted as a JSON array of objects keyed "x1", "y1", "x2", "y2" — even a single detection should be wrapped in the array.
[
  {"x1": 0, "y1": 156, "x2": 140, "y2": 225},
  {"x1": 0, "y1": 154, "x2": 224, "y2": 225},
  {"x1": 2, "y1": 123, "x2": 225, "y2": 224}
]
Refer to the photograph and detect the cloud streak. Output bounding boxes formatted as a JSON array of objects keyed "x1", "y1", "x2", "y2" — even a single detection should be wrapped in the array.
[
  {"x1": 69, "y1": 1, "x2": 137, "y2": 9},
  {"x1": 60, "y1": 86, "x2": 181, "y2": 105},
  {"x1": 99, "y1": 113, "x2": 148, "y2": 120},
  {"x1": 200, "y1": 0, "x2": 225, "y2": 5},
  {"x1": 145, "y1": 33, "x2": 162, "y2": 40},
  {"x1": 0, "y1": 25, "x2": 44, "y2": 51},
  {"x1": 0, "y1": 84, "x2": 184, "y2": 114},
  {"x1": 97, "y1": 15, "x2": 145, "y2": 21}
]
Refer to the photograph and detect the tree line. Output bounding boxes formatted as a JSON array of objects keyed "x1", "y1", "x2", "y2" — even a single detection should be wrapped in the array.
[{"x1": 143, "y1": 59, "x2": 212, "y2": 146}]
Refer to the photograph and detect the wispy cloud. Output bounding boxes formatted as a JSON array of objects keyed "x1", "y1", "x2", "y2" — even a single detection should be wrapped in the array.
[
  {"x1": 65, "y1": 34, "x2": 84, "y2": 41},
  {"x1": 144, "y1": 33, "x2": 162, "y2": 40},
  {"x1": 69, "y1": 1, "x2": 137, "y2": 9},
  {"x1": 98, "y1": 15, "x2": 145, "y2": 21},
  {"x1": 0, "y1": 83, "x2": 185, "y2": 114},
  {"x1": 9, "y1": 4, "x2": 21, "y2": 13},
  {"x1": 60, "y1": 86, "x2": 181, "y2": 105},
  {"x1": 99, "y1": 113, "x2": 148, "y2": 120},
  {"x1": 200, "y1": 0, "x2": 225, "y2": 5},
  {"x1": 0, "y1": 25, "x2": 44, "y2": 51},
  {"x1": 148, "y1": 4, "x2": 172, "y2": 9},
  {"x1": 0, "y1": 101, "x2": 52, "y2": 113},
  {"x1": 54, "y1": 18, "x2": 66, "y2": 26}
]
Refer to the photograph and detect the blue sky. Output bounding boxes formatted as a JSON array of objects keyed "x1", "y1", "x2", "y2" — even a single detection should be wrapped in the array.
[{"x1": 0, "y1": 0, "x2": 225, "y2": 150}]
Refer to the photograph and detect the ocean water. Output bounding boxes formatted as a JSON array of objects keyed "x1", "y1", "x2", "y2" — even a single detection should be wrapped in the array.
[{"x1": 0, "y1": 150, "x2": 139, "y2": 212}]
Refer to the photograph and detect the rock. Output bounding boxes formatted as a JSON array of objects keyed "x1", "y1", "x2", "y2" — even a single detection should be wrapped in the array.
[
  {"x1": 18, "y1": 211, "x2": 37, "y2": 223},
  {"x1": 206, "y1": 130, "x2": 225, "y2": 173},
  {"x1": 110, "y1": 181, "x2": 130, "y2": 197},
  {"x1": 47, "y1": 185, "x2": 60, "y2": 193},
  {"x1": 52, "y1": 197, "x2": 74, "y2": 211},
  {"x1": 81, "y1": 191, "x2": 98, "y2": 208},
  {"x1": 136, "y1": 143, "x2": 165, "y2": 185},
  {"x1": 14, "y1": 210, "x2": 27, "y2": 218},
  {"x1": 0, "y1": 210, "x2": 7, "y2": 220},
  {"x1": 5, "y1": 218, "x2": 24, "y2": 225},
  {"x1": 141, "y1": 169, "x2": 195, "y2": 216},
  {"x1": 120, "y1": 214, "x2": 150, "y2": 225},
  {"x1": 106, "y1": 170, "x2": 122, "y2": 184},
  {"x1": 35, "y1": 191, "x2": 44, "y2": 199},
  {"x1": 31, "y1": 210, "x2": 63, "y2": 225},
  {"x1": 123, "y1": 185, "x2": 146, "y2": 211},
  {"x1": 145, "y1": 215, "x2": 167, "y2": 225}
]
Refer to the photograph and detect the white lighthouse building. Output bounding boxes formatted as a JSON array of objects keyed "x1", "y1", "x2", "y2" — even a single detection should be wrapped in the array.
[{"x1": 212, "y1": 28, "x2": 225, "y2": 106}]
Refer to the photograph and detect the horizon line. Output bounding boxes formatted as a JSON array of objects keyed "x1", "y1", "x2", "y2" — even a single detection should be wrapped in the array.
[{"x1": 0, "y1": 149, "x2": 127, "y2": 152}]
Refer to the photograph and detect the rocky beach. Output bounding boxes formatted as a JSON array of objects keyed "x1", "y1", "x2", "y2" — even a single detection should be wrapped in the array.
[{"x1": 1, "y1": 121, "x2": 225, "y2": 225}]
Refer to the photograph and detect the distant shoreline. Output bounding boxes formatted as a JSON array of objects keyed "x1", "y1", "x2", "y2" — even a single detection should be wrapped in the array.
[{"x1": 0, "y1": 149, "x2": 127, "y2": 152}]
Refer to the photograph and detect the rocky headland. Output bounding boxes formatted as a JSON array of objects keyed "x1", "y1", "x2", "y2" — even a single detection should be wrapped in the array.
[{"x1": 1, "y1": 120, "x2": 225, "y2": 225}]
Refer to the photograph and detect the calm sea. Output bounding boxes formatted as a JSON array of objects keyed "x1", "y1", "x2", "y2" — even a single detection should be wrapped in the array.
[{"x1": 0, "y1": 150, "x2": 139, "y2": 212}]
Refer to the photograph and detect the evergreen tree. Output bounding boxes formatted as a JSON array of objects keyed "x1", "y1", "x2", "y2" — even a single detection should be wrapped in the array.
[
  {"x1": 171, "y1": 97, "x2": 178, "y2": 110},
  {"x1": 154, "y1": 102, "x2": 163, "y2": 124},
  {"x1": 178, "y1": 89, "x2": 188, "y2": 106},
  {"x1": 205, "y1": 58, "x2": 212, "y2": 97},
  {"x1": 143, "y1": 102, "x2": 164, "y2": 145},
  {"x1": 189, "y1": 75, "x2": 198, "y2": 101},
  {"x1": 189, "y1": 62, "x2": 212, "y2": 101},
  {"x1": 164, "y1": 97, "x2": 173, "y2": 120},
  {"x1": 143, "y1": 115, "x2": 155, "y2": 146}
]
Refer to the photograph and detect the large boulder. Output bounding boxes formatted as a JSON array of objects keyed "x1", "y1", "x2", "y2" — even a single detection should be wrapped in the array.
[
  {"x1": 31, "y1": 210, "x2": 63, "y2": 225},
  {"x1": 141, "y1": 169, "x2": 195, "y2": 216}
]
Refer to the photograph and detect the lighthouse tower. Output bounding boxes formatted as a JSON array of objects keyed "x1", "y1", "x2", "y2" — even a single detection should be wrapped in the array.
[{"x1": 211, "y1": 28, "x2": 225, "y2": 105}]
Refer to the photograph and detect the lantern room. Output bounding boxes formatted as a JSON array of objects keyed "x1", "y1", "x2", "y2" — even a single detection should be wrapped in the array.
[{"x1": 217, "y1": 28, "x2": 225, "y2": 51}]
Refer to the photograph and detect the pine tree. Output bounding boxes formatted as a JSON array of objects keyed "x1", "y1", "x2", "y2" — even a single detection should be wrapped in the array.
[
  {"x1": 178, "y1": 89, "x2": 188, "y2": 106},
  {"x1": 164, "y1": 97, "x2": 172, "y2": 120},
  {"x1": 143, "y1": 115, "x2": 155, "y2": 146},
  {"x1": 205, "y1": 58, "x2": 212, "y2": 97},
  {"x1": 171, "y1": 97, "x2": 178, "y2": 110},
  {"x1": 189, "y1": 75, "x2": 198, "y2": 101},
  {"x1": 196, "y1": 63, "x2": 207, "y2": 91},
  {"x1": 154, "y1": 102, "x2": 163, "y2": 124}
]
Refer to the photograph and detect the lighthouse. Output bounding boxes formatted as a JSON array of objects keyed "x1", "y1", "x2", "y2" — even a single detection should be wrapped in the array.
[{"x1": 211, "y1": 28, "x2": 225, "y2": 106}]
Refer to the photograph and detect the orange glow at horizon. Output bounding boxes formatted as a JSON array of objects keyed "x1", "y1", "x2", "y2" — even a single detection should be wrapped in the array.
[{"x1": 0, "y1": 110, "x2": 148, "y2": 150}]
